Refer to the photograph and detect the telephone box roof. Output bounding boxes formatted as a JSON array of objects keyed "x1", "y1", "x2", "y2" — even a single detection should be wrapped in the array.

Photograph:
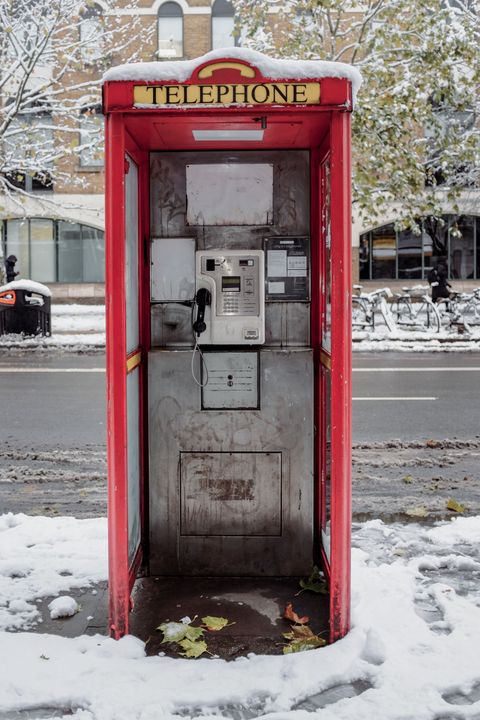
[{"x1": 103, "y1": 47, "x2": 362, "y2": 102}]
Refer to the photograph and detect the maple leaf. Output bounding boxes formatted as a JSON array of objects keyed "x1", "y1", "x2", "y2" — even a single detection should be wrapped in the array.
[
  {"x1": 284, "y1": 602, "x2": 309, "y2": 625},
  {"x1": 283, "y1": 625, "x2": 315, "y2": 641},
  {"x1": 446, "y1": 498, "x2": 466, "y2": 513},
  {"x1": 179, "y1": 638, "x2": 208, "y2": 658},
  {"x1": 201, "y1": 616, "x2": 230, "y2": 631},
  {"x1": 157, "y1": 622, "x2": 189, "y2": 644},
  {"x1": 283, "y1": 636, "x2": 326, "y2": 654}
]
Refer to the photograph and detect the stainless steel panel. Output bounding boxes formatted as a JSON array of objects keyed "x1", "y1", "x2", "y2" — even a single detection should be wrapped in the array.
[
  {"x1": 148, "y1": 348, "x2": 313, "y2": 576},
  {"x1": 202, "y1": 352, "x2": 258, "y2": 409},
  {"x1": 150, "y1": 150, "x2": 310, "y2": 348},
  {"x1": 265, "y1": 303, "x2": 310, "y2": 347},
  {"x1": 180, "y1": 452, "x2": 281, "y2": 536},
  {"x1": 151, "y1": 304, "x2": 193, "y2": 347}
]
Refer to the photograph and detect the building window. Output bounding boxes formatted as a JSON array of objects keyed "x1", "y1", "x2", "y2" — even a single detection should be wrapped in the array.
[
  {"x1": 79, "y1": 4, "x2": 104, "y2": 63},
  {"x1": 79, "y1": 106, "x2": 104, "y2": 168},
  {"x1": 2, "y1": 219, "x2": 105, "y2": 284},
  {"x1": 211, "y1": 0, "x2": 238, "y2": 49},
  {"x1": 157, "y1": 2, "x2": 183, "y2": 59},
  {"x1": 360, "y1": 215, "x2": 480, "y2": 281}
]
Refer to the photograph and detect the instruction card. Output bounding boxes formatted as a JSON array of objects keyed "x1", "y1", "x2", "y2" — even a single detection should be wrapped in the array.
[{"x1": 264, "y1": 236, "x2": 310, "y2": 301}]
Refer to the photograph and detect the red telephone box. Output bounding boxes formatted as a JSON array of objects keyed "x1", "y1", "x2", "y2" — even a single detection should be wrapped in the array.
[{"x1": 103, "y1": 49, "x2": 359, "y2": 651}]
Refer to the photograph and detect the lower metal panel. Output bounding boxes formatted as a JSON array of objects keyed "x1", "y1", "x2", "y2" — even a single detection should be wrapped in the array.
[{"x1": 148, "y1": 348, "x2": 313, "y2": 576}]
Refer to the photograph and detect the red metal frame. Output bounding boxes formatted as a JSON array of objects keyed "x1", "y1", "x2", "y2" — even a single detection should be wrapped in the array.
[{"x1": 104, "y1": 55, "x2": 353, "y2": 642}]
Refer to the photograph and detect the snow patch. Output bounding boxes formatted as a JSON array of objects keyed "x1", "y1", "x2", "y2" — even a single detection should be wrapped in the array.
[
  {"x1": 103, "y1": 47, "x2": 362, "y2": 101},
  {"x1": 48, "y1": 596, "x2": 79, "y2": 619},
  {"x1": 0, "y1": 280, "x2": 52, "y2": 297},
  {"x1": 0, "y1": 514, "x2": 480, "y2": 718}
]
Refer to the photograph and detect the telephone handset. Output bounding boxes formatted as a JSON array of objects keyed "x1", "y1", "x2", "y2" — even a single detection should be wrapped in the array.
[
  {"x1": 192, "y1": 288, "x2": 211, "y2": 337},
  {"x1": 193, "y1": 250, "x2": 265, "y2": 345}
]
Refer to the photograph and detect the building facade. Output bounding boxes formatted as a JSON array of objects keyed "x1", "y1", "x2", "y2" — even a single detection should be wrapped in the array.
[{"x1": 1, "y1": 0, "x2": 478, "y2": 293}]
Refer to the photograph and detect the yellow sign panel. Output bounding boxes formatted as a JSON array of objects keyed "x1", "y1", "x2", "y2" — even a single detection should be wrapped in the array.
[{"x1": 133, "y1": 82, "x2": 321, "y2": 107}]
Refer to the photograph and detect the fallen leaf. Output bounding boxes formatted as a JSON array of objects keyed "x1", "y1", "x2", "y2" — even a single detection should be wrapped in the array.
[
  {"x1": 402, "y1": 474, "x2": 414, "y2": 484},
  {"x1": 446, "y1": 498, "x2": 466, "y2": 513},
  {"x1": 284, "y1": 603, "x2": 309, "y2": 625},
  {"x1": 179, "y1": 638, "x2": 208, "y2": 658},
  {"x1": 185, "y1": 625, "x2": 205, "y2": 641},
  {"x1": 298, "y1": 566, "x2": 328, "y2": 595},
  {"x1": 405, "y1": 506, "x2": 428, "y2": 518},
  {"x1": 283, "y1": 636, "x2": 326, "y2": 654},
  {"x1": 201, "y1": 616, "x2": 230, "y2": 631},
  {"x1": 158, "y1": 622, "x2": 190, "y2": 643},
  {"x1": 283, "y1": 624, "x2": 315, "y2": 641}
]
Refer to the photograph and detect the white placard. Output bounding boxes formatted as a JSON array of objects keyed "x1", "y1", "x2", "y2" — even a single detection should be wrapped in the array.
[
  {"x1": 267, "y1": 250, "x2": 287, "y2": 277},
  {"x1": 268, "y1": 281, "x2": 285, "y2": 294},
  {"x1": 288, "y1": 268, "x2": 307, "y2": 277},
  {"x1": 186, "y1": 163, "x2": 273, "y2": 226},
  {"x1": 287, "y1": 256, "x2": 307, "y2": 270}
]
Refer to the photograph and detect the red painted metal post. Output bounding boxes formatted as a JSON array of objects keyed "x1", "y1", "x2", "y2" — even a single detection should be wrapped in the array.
[
  {"x1": 329, "y1": 109, "x2": 352, "y2": 642},
  {"x1": 105, "y1": 113, "x2": 130, "y2": 638}
]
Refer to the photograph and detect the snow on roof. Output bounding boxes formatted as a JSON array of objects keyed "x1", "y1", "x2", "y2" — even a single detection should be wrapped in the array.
[
  {"x1": 103, "y1": 47, "x2": 362, "y2": 100},
  {"x1": 0, "y1": 279, "x2": 52, "y2": 297}
]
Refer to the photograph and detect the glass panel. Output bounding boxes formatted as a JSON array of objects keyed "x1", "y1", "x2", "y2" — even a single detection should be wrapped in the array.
[
  {"x1": 477, "y1": 218, "x2": 480, "y2": 280},
  {"x1": 371, "y1": 224, "x2": 396, "y2": 279},
  {"x1": 125, "y1": 156, "x2": 139, "y2": 353},
  {"x1": 449, "y1": 215, "x2": 475, "y2": 280},
  {"x1": 398, "y1": 227, "x2": 422, "y2": 280},
  {"x1": 58, "y1": 221, "x2": 83, "y2": 282},
  {"x1": 359, "y1": 232, "x2": 370, "y2": 280},
  {"x1": 422, "y1": 216, "x2": 449, "y2": 278},
  {"x1": 321, "y1": 366, "x2": 331, "y2": 564},
  {"x1": 158, "y1": 15, "x2": 183, "y2": 58},
  {"x1": 82, "y1": 225, "x2": 105, "y2": 282},
  {"x1": 127, "y1": 368, "x2": 141, "y2": 564},
  {"x1": 322, "y1": 161, "x2": 331, "y2": 352},
  {"x1": 79, "y1": 114, "x2": 104, "y2": 168},
  {"x1": 6, "y1": 219, "x2": 29, "y2": 278},
  {"x1": 30, "y1": 219, "x2": 55, "y2": 282},
  {"x1": 212, "y1": 15, "x2": 236, "y2": 48}
]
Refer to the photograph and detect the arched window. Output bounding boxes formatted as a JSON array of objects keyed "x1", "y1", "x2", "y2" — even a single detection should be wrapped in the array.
[
  {"x1": 211, "y1": 0, "x2": 238, "y2": 50},
  {"x1": 157, "y1": 2, "x2": 183, "y2": 59},
  {"x1": 79, "y1": 4, "x2": 104, "y2": 63}
]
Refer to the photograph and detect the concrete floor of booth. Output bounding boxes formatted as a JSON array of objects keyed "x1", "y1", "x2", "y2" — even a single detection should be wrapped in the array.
[{"x1": 129, "y1": 577, "x2": 330, "y2": 659}]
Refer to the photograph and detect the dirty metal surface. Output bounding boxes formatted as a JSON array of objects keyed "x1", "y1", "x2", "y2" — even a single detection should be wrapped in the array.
[
  {"x1": 129, "y1": 577, "x2": 329, "y2": 659},
  {"x1": 148, "y1": 349, "x2": 314, "y2": 576}
]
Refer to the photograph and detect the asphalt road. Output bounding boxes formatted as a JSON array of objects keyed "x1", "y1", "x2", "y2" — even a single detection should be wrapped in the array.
[
  {"x1": 1, "y1": 349, "x2": 479, "y2": 520},
  {"x1": 0, "y1": 350, "x2": 479, "y2": 447}
]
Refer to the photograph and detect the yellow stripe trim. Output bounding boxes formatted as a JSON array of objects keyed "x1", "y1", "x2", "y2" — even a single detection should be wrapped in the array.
[
  {"x1": 320, "y1": 349, "x2": 332, "y2": 370},
  {"x1": 198, "y1": 62, "x2": 256, "y2": 79},
  {"x1": 126, "y1": 350, "x2": 142, "y2": 374}
]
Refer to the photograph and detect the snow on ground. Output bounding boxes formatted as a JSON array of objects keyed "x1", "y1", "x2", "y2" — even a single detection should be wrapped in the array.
[
  {"x1": 353, "y1": 314, "x2": 480, "y2": 352},
  {"x1": 0, "y1": 514, "x2": 107, "y2": 631},
  {"x1": 0, "y1": 305, "x2": 105, "y2": 350},
  {"x1": 1, "y1": 513, "x2": 480, "y2": 719},
  {"x1": 1, "y1": 303, "x2": 480, "y2": 351}
]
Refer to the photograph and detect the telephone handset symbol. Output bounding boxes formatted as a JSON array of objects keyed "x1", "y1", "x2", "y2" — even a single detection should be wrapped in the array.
[{"x1": 192, "y1": 287, "x2": 211, "y2": 337}]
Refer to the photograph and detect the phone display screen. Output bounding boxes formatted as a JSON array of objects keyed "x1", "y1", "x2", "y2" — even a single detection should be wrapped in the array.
[{"x1": 222, "y1": 276, "x2": 241, "y2": 292}]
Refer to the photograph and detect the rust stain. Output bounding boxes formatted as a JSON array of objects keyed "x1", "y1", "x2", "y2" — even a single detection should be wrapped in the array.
[{"x1": 200, "y1": 477, "x2": 255, "y2": 502}]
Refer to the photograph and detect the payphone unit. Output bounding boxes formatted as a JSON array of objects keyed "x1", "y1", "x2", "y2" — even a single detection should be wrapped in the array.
[{"x1": 193, "y1": 250, "x2": 265, "y2": 345}]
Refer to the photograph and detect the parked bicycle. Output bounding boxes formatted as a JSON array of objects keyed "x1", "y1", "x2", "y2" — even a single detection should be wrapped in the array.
[
  {"x1": 352, "y1": 285, "x2": 396, "y2": 331},
  {"x1": 436, "y1": 288, "x2": 480, "y2": 332},
  {"x1": 392, "y1": 285, "x2": 441, "y2": 333}
]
